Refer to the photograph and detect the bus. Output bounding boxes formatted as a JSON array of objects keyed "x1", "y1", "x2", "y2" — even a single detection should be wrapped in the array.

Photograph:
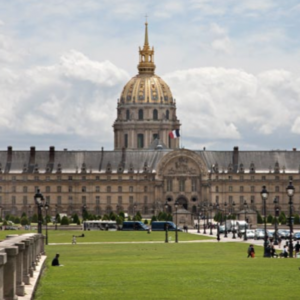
[{"x1": 83, "y1": 220, "x2": 118, "y2": 231}]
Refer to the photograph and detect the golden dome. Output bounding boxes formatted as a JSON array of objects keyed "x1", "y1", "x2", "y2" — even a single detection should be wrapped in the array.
[
  {"x1": 120, "y1": 74, "x2": 174, "y2": 104},
  {"x1": 119, "y1": 22, "x2": 174, "y2": 105}
]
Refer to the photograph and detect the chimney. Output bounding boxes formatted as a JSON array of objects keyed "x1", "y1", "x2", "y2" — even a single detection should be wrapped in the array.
[
  {"x1": 233, "y1": 146, "x2": 239, "y2": 173},
  {"x1": 49, "y1": 146, "x2": 55, "y2": 162},
  {"x1": 293, "y1": 148, "x2": 297, "y2": 151},
  {"x1": 7, "y1": 146, "x2": 13, "y2": 162},
  {"x1": 30, "y1": 147, "x2": 36, "y2": 164}
]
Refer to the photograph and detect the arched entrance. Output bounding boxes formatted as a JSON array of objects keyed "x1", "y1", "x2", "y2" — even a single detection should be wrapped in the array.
[{"x1": 176, "y1": 196, "x2": 188, "y2": 210}]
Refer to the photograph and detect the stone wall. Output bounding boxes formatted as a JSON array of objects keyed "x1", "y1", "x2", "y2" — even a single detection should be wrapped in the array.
[{"x1": 0, "y1": 233, "x2": 45, "y2": 300}]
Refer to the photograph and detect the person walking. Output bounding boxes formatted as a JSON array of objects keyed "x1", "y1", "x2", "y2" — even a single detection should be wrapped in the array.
[
  {"x1": 72, "y1": 235, "x2": 77, "y2": 245},
  {"x1": 295, "y1": 241, "x2": 300, "y2": 258},
  {"x1": 247, "y1": 244, "x2": 255, "y2": 258}
]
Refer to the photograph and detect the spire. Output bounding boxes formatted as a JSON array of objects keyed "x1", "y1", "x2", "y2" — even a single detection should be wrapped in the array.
[
  {"x1": 138, "y1": 22, "x2": 156, "y2": 75},
  {"x1": 144, "y1": 21, "x2": 149, "y2": 47}
]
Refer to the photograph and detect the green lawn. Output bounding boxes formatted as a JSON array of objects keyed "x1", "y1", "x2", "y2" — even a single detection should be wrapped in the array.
[{"x1": 2, "y1": 230, "x2": 300, "y2": 300}]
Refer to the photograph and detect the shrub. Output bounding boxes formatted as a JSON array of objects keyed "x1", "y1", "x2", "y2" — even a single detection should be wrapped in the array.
[
  {"x1": 73, "y1": 213, "x2": 81, "y2": 225},
  {"x1": 61, "y1": 216, "x2": 70, "y2": 225},
  {"x1": 144, "y1": 219, "x2": 149, "y2": 225},
  {"x1": 267, "y1": 214, "x2": 273, "y2": 224},
  {"x1": 294, "y1": 214, "x2": 300, "y2": 225},
  {"x1": 31, "y1": 213, "x2": 38, "y2": 223},
  {"x1": 21, "y1": 216, "x2": 30, "y2": 226},
  {"x1": 257, "y1": 212, "x2": 263, "y2": 224}
]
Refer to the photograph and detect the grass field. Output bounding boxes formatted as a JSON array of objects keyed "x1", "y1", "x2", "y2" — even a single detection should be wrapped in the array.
[{"x1": 1, "y1": 230, "x2": 300, "y2": 300}]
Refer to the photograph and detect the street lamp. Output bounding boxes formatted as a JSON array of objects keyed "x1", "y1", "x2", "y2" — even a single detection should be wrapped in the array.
[
  {"x1": 215, "y1": 203, "x2": 220, "y2": 241},
  {"x1": 260, "y1": 186, "x2": 269, "y2": 257},
  {"x1": 209, "y1": 203, "x2": 213, "y2": 235},
  {"x1": 44, "y1": 203, "x2": 49, "y2": 245},
  {"x1": 224, "y1": 202, "x2": 228, "y2": 238},
  {"x1": 164, "y1": 202, "x2": 169, "y2": 243},
  {"x1": 232, "y1": 201, "x2": 236, "y2": 239},
  {"x1": 82, "y1": 204, "x2": 87, "y2": 230},
  {"x1": 34, "y1": 189, "x2": 45, "y2": 234},
  {"x1": 286, "y1": 181, "x2": 295, "y2": 258},
  {"x1": 55, "y1": 204, "x2": 58, "y2": 230},
  {"x1": 133, "y1": 204, "x2": 137, "y2": 218},
  {"x1": 202, "y1": 204, "x2": 207, "y2": 234},
  {"x1": 197, "y1": 204, "x2": 201, "y2": 233},
  {"x1": 175, "y1": 201, "x2": 178, "y2": 243},
  {"x1": 273, "y1": 197, "x2": 279, "y2": 245},
  {"x1": 243, "y1": 200, "x2": 248, "y2": 241}
]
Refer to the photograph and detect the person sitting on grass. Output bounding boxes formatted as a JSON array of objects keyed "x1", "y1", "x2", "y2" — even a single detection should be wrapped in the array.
[{"x1": 52, "y1": 254, "x2": 62, "y2": 266}]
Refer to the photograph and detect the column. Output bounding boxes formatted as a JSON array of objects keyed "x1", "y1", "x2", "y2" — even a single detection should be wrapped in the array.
[
  {"x1": 0, "y1": 251, "x2": 7, "y2": 300},
  {"x1": 22, "y1": 240, "x2": 30, "y2": 285},
  {"x1": 3, "y1": 246, "x2": 18, "y2": 300},
  {"x1": 15, "y1": 242, "x2": 25, "y2": 296}
]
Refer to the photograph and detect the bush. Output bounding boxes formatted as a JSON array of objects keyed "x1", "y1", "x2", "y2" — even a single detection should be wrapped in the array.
[
  {"x1": 279, "y1": 211, "x2": 286, "y2": 225},
  {"x1": 31, "y1": 213, "x2": 38, "y2": 223},
  {"x1": 267, "y1": 214, "x2": 273, "y2": 224},
  {"x1": 257, "y1": 212, "x2": 263, "y2": 224},
  {"x1": 72, "y1": 213, "x2": 81, "y2": 225},
  {"x1": 61, "y1": 216, "x2": 70, "y2": 225},
  {"x1": 21, "y1": 216, "x2": 30, "y2": 226},
  {"x1": 294, "y1": 214, "x2": 300, "y2": 225},
  {"x1": 144, "y1": 219, "x2": 149, "y2": 225}
]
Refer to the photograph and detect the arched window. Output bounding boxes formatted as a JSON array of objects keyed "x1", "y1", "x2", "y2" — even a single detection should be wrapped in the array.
[
  {"x1": 153, "y1": 109, "x2": 158, "y2": 120},
  {"x1": 166, "y1": 110, "x2": 169, "y2": 120},
  {"x1": 138, "y1": 109, "x2": 143, "y2": 120},
  {"x1": 126, "y1": 109, "x2": 130, "y2": 120}
]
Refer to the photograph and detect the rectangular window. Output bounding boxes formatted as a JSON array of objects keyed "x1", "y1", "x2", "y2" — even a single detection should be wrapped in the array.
[
  {"x1": 216, "y1": 186, "x2": 219, "y2": 193},
  {"x1": 191, "y1": 179, "x2": 197, "y2": 192},
  {"x1": 68, "y1": 196, "x2": 73, "y2": 204},
  {"x1": 229, "y1": 196, "x2": 233, "y2": 205},
  {"x1": 118, "y1": 196, "x2": 122, "y2": 205},
  {"x1": 275, "y1": 186, "x2": 279, "y2": 192},
  {"x1": 82, "y1": 186, "x2": 86, "y2": 192},
  {"x1": 96, "y1": 196, "x2": 100, "y2": 204},
  {"x1": 23, "y1": 186, "x2": 28, "y2": 193},
  {"x1": 179, "y1": 179, "x2": 185, "y2": 192},
  {"x1": 46, "y1": 186, "x2": 50, "y2": 193},
  {"x1": 251, "y1": 176, "x2": 254, "y2": 181},
  {"x1": 289, "y1": 176, "x2": 293, "y2": 181},
  {"x1": 57, "y1": 186, "x2": 62, "y2": 193},
  {"x1": 46, "y1": 196, "x2": 50, "y2": 204},
  {"x1": 46, "y1": 176, "x2": 50, "y2": 181},
  {"x1": 12, "y1": 186, "x2": 16, "y2": 193},
  {"x1": 82, "y1": 176, "x2": 86, "y2": 181},
  {"x1": 0, "y1": 186, "x2": 2, "y2": 193},
  {"x1": 228, "y1": 176, "x2": 232, "y2": 180},
  {"x1": 12, "y1": 196, "x2": 16, "y2": 205},
  {"x1": 118, "y1": 186, "x2": 122, "y2": 193},
  {"x1": 262, "y1": 176, "x2": 266, "y2": 180},
  {"x1": 166, "y1": 179, "x2": 173, "y2": 192},
  {"x1": 95, "y1": 186, "x2": 100, "y2": 193},
  {"x1": 82, "y1": 196, "x2": 86, "y2": 204},
  {"x1": 107, "y1": 196, "x2": 111, "y2": 205},
  {"x1": 129, "y1": 186, "x2": 133, "y2": 193},
  {"x1": 239, "y1": 195, "x2": 244, "y2": 204},
  {"x1": 68, "y1": 186, "x2": 72, "y2": 192},
  {"x1": 275, "y1": 176, "x2": 279, "y2": 181},
  {"x1": 251, "y1": 196, "x2": 255, "y2": 204},
  {"x1": 107, "y1": 186, "x2": 111, "y2": 193},
  {"x1": 124, "y1": 134, "x2": 128, "y2": 148},
  {"x1": 240, "y1": 186, "x2": 244, "y2": 192},
  {"x1": 57, "y1": 196, "x2": 61, "y2": 205},
  {"x1": 137, "y1": 134, "x2": 144, "y2": 148},
  {"x1": 129, "y1": 196, "x2": 134, "y2": 204},
  {"x1": 144, "y1": 186, "x2": 148, "y2": 192},
  {"x1": 251, "y1": 186, "x2": 255, "y2": 192},
  {"x1": 57, "y1": 175, "x2": 61, "y2": 181},
  {"x1": 229, "y1": 186, "x2": 233, "y2": 192},
  {"x1": 23, "y1": 196, "x2": 27, "y2": 205},
  {"x1": 216, "y1": 196, "x2": 219, "y2": 203},
  {"x1": 96, "y1": 176, "x2": 100, "y2": 180},
  {"x1": 34, "y1": 176, "x2": 39, "y2": 181},
  {"x1": 144, "y1": 196, "x2": 148, "y2": 204}
]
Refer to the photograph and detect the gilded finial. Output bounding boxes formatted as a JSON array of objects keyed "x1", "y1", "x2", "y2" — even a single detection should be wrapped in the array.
[{"x1": 144, "y1": 16, "x2": 149, "y2": 47}]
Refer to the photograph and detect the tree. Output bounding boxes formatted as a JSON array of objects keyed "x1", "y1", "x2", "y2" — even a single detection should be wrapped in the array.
[
  {"x1": 61, "y1": 216, "x2": 70, "y2": 225},
  {"x1": 267, "y1": 214, "x2": 273, "y2": 224},
  {"x1": 294, "y1": 214, "x2": 300, "y2": 225},
  {"x1": 150, "y1": 216, "x2": 157, "y2": 223},
  {"x1": 14, "y1": 217, "x2": 21, "y2": 224},
  {"x1": 31, "y1": 213, "x2": 38, "y2": 223},
  {"x1": 278, "y1": 211, "x2": 286, "y2": 225},
  {"x1": 257, "y1": 212, "x2": 263, "y2": 224},
  {"x1": 72, "y1": 213, "x2": 81, "y2": 225},
  {"x1": 21, "y1": 216, "x2": 30, "y2": 226}
]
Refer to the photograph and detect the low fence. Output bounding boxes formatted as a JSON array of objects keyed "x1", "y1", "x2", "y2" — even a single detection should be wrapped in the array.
[{"x1": 0, "y1": 233, "x2": 45, "y2": 300}]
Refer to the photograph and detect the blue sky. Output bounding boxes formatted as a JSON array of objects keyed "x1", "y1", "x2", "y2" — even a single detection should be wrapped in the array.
[{"x1": 1, "y1": 0, "x2": 300, "y2": 151}]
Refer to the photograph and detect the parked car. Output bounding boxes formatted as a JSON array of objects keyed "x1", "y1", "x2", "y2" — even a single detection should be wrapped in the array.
[
  {"x1": 218, "y1": 225, "x2": 225, "y2": 233},
  {"x1": 255, "y1": 229, "x2": 273, "y2": 240},
  {"x1": 277, "y1": 229, "x2": 290, "y2": 239},
  {"x1": 246, "y1": 229, "x2": 255, "y2": 239},
  {"x1": 293, "y1": 232, "x2": 300, "y2": 240}
]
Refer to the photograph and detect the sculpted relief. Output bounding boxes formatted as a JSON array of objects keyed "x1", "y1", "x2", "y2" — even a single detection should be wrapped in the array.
[{"x1": 166, "y1": 157, "x2": 198, "y2": 175}]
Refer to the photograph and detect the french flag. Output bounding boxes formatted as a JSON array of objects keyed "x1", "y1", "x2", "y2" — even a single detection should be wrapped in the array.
[{"x1": 169, "y1": 129, "x2": 180, "y2": 139}]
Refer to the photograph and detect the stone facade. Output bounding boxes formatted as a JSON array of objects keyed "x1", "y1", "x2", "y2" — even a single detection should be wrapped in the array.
[{"x1": 0, "y1": 23, "x2": 299, "y2": 220}]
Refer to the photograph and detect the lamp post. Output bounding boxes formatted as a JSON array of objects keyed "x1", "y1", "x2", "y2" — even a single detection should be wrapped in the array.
[
  {"x1": 243, "y1": 200, "x2": 248, "y2": 241},
  {"x1": 34, "y1": 189, "x2": 45, "y2": 234},
  {"x1": 55, "y1": 204, "x2": 58, "y2": 230},
  {"x1": 260, "y1": 186, "x2": 269, "y2": 257},
  {"x1": 165, "y1": 202, "x2": 169, "y2": 243},
  {"x1": 232, "y1": 201, "x2": 236, "y2": 239},
  {"x1": 273, "y1": 197, "x2": 279, "y2": 245},
  {"x1": 82, "y1": 204, "x2": 87, "y2": 230},
  {"x1": 209, "y1": 203, "x2": 213, "y2": 235},
  {"x1": 175, "y1": 201, "x2": 178, "y2": 243},
  {"x1": 45, "y1": 203, "x2": 49, "y2": 245},
  {"x1": 215, "y1": 203, "x2": 220, "y2": 241},
  {"x1": 133, "y1": 204, "x2": 137, "y2": 218},
  {"x1": 286, "y1": 181, "x2": 295, "y2": 258},
  {"x1": 224, "y1": 202, "x2": 228, "y2": 238},
  {"x1": 202, "y1": 204, "x2": 207, "y2": 234},
  {"x1": 197, "y1": 204, "x2": 200, "y2": 233}
]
